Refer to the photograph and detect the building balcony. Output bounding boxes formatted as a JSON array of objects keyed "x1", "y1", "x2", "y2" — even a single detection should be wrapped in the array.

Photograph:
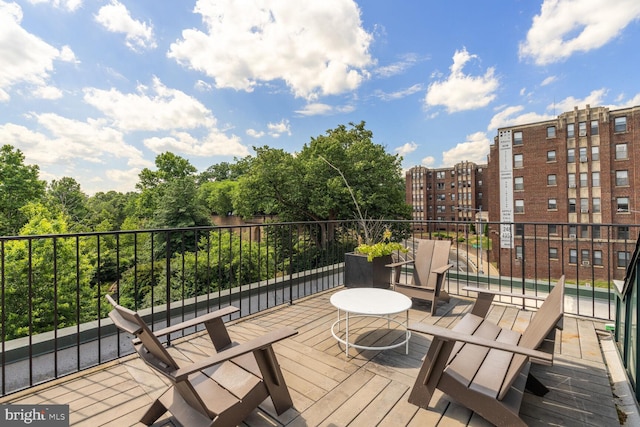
[{"x1": 0, "y1": 220, "x2": 636, "y2": 425}]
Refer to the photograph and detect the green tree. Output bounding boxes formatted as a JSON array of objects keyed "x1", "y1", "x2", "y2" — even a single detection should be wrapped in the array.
[
  {"x1": 46, "y1": 177, "x2": 89, "y2": 226},
  {"x1": 2, "y1": 203, "x2": 95, "y2": 339},
  {"x1": 234, "y1": 122, "x2": 411, "y2": 224},
  {"x1": 85, "y1": 191, "x2": 138, "y2": 230},
  {"x1": 198, "y1": 180, "x2": 238, "y2": 216},
  {"x1": 0, "y1": 145, "x2": 46, "y2": 236}
]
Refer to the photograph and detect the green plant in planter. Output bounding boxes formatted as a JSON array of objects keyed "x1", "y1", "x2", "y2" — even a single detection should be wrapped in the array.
[{"x1": 355, "y1": 229, "x2": 408, "y2": 262}]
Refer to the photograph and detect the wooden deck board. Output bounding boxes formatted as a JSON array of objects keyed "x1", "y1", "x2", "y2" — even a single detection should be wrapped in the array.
[{"x1": 0, "y1": 288, "x2": 622, "y2": 426}]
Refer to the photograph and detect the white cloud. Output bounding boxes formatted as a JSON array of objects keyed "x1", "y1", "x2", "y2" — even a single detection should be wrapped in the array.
[
  {"x1": 520, "y1": 0, "x2": 640, "y2": 65},
  {"x1": 395, "y1": 142, "x2": 418, "y2": 157},
  {"x1": 144, "y1": 130, "x2": 250, "y2": 157},
  {"x1": 441, "y1": 132, "x2": 490, "y2": 166},
  {"x1": 83, "y1": 76, "x2": 215, "y2": 131},
  {"x1": 488, "y1": 105, "x2": 555, "y2": 130},
  {"x1": 540, "y1": 76, "x2": 557, "y2": 86},
  {"x1": 168, "y1": 0, "x2": 373, "y2": 100},
  {"x1": 0, "y1": 2, "x2": 74, "y2": 98},
  {"x1": 610, "y1": 92, "x2": 640, "y2": 109},
  {"x1": 374, "y1": 53, "x2": 420, "y2": 78},
  {"x1": 425, "y1": 48, "x2": 498, "y2": 113},
  {"x1": 32, "y1": 85, "x2": 63, "y2": 99},
  {"x1": 374, "y1": 83, "x2": 423, "y2": 101},
  {"x1": 27, "y1": 0, "x2": 82, "y2": 12},
  {"x1": 295, "y1": 102, "x2": 355, "y2": 116},
  {"x1": 95, "y1": 0, "x2": 157, "y2": 52},
  {"x1": 195, "y1": 80, "x2": 212, "y2": 91},
  {"x1": 267, "y1": 119, "x2": 291, "y2": 137},
  {"x1": 488, "y1": 89, "x2": 606, "y2": 131},
  {"x1": 421, "y1": 156, "x2": 435, "y2": 167},
  {"x1": 0, "y1": 115, "x2": 148, "y2": 168},
  {"x1": 246, "y1": 128, "x2": 265, "y2": 138},
  {"x1": 552, "y1": 88, "x2": 607, "y2": 113}
]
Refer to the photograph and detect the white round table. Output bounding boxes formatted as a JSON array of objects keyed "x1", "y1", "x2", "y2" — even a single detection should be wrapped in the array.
[{"x1": 330, "y1": 288, "x2": 412, "y2": 357}]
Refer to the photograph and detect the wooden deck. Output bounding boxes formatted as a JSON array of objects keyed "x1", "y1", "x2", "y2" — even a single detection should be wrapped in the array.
[{"x1": 2, "y1": 287, "x2": 622, "y2": 426}]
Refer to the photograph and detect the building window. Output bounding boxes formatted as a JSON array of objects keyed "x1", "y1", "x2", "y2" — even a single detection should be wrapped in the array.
[
  {"x1": 591, "y1": 120, "x2": 599, "y2": 135},
  {"x1": 478, "y1": 180, "x2": 483, "y2": 186},
  {"x1": 567, "y1": 148, "x2": 575, "y2": 163},
  {"x1": 568, "y1": 173, "x2": 576, "y2": 188},
  {"x1": 569, "y1": 249, "x2": 578, "y2": 264},
  {"x1": 549, "y1": 224, "x2": 558, "y2": 234},
  {"x1": 515, "y1": 199, "x2": 524, "y2": 213},
  {"x1": 567, "y1": 123, "x2": 575, "y2": 138},
  {"x1": 546, "y1": 151, "x2": 556, "y2": 162},
  {"x1": 569, "y1": 198, "x2": 576, "y2": 213},
  {"x1": 549, "y1": 248, "x2": 558, "y2": 259},
  {"x1": 547, "y1": 126, "x2": 556, "y2": 138},
  {"x1": 548, "y1": 198, "x2": 557, "y2": 210},
  {"x1": 618, "y1": 226, "x2": 630, "y2": 240},
  {"x1": 478, "y1": 192, "x2": 483, "y2": 199},
  {"x1": 515, "y1": 224, "x2": 525, "y2": 236},
  {"x1": 580, "y1": 173, "x2": 588, "y2": 187},
  {"x1": 581, "y1": 225, "x2": 589, "y2": 238},
  {"x1": 594, "y1": 250, "x2": 603, "y2": 266},
  {"x1": 617, "y1": 197, "x2": 630, "y2": 212},
  {"x1": 514, "y1": 154, "x2": 523, "y2": 168},
  {"x1": 516, "y1": 246, "x2": 523, "y2": 260},
  {"x1": 580, "y1": 198, "x2": 589, "y2": 212},
  {"x1": 513, "y1": 131, "x2": 523, "y2": 145},
  {"x1": 618, "y1": 251, "x2": 630, "y2": 268},
  {"x1": 616, "y1": 170, "x2": 629, "y2": 186},
  {"x1": 591, "y1": 145, "x2": 600, "y2": 161},
  {"x1": 579, "y1": 147, "x2": 587, "y2": 162},
  {"x1": 581, "y1": 249, "x2": 590, "y2": 264},
  {"x1": 616, "y1": 143, "x2": 628, "y2": 160},
  {"x1": 615, "y1": 116, "x2": 627, "y2": 133},
  {"x1": 436, "y1": 171, "x2": 445, "y2": 179},
  {"x1": 578, "y1": 121, "x2": 587, "y2": 136},
  {"x1": 514, "y1": 176, "x2": 524, "y2": 190},
  {"x1": 593, "y1": 197, "x2": 601, "y2": 213},
  {"x1": 593, "y1": 226, "x2": 601, "y2": 239},
  {"x1": 569, "y1": 225, "x2": 577, "y2": 236},
  {"x1": 592, "y1": 171, "x2": 600, "y2": 187},
  {"x1": 547, "y1": 174, "x2": 557, "y2": 186}
]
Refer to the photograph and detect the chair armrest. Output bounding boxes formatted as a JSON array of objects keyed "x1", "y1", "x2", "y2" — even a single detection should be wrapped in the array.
[
  {"x1": 463, "y1": 286, "x2": 547, "y2": 301},
  {"x1": 141, "y1": 306, "x2": 240, "y2": 341},
  {"x1": 385, "y1": 259, "x2": 414, "y2": 268},
  {"x1": 172, "y1": 327, "x2": 298, "y2": 381},
  {"x1": 409, "y1": 322, "x2": 553, "y2": 365},
  {"x1": 433, "y1": 264, "x2": 454, "y2": 275}
]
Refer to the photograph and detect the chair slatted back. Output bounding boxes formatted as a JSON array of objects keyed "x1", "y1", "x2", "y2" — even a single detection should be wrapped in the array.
[
  {"x1": 412, "y1": 239, "x2": 451, "y2": 290},
  {"x1": 106, "y1": 295, "x2": 179, "y2": 372},
  {"x1": 497, "y1": 277, "x2": 565, "y2": 400}
]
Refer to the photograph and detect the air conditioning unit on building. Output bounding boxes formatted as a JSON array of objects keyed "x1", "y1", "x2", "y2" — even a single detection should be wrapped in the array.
[
  {"x1": 569, "y1": 234, "x2": 577, "y2": 239},
  {"x1": 581, "y1": 208, "x2": 589, "y2": 213},
  {"x1": 579, "y1": 130, "x2": 587, "y2": 137},
  {"x1": 569, "y1": 184, "x2": 576, "y2": 188},
  {"x1": 580, "y1": 156, "x2": 588, "y2": 162},
  {"x1": 582, "y1": 260, "x2": 590, "y2": 266}
]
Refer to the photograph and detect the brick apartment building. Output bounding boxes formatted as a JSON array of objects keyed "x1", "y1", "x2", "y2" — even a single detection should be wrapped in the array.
[
  {"x1": 406, "y1": 162, "x2": 487, "y2": 232},
  {"x1": 487, "y1": 104, "x2": 640, "y2": 282}
]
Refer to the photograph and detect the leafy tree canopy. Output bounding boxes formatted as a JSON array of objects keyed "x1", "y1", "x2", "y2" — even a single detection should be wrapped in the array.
[
  {"x1": 0, "y1": 145, "x2": 46, "y2": 236},
  {"x1": 234, "y1": 122, "x2": 411, "y2": 222}
]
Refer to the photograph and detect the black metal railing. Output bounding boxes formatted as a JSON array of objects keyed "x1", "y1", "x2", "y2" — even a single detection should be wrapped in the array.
[{"x1": 0, "y1": 219, "x2": 636, "y2": 396}]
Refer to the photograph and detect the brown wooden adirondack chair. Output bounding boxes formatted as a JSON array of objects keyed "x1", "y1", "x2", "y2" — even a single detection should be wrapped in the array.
[
  {"x1": 106, "y1": 295, "x2": 297, "y2": 427},
  {"x1": 407, "y1": 276, "x2": 565, "y2": 427},
  {"x1": 387, "y1": 239, "x2": 454, "y2": 315}
]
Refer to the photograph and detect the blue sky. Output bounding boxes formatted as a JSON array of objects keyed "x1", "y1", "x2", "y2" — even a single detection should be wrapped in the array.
[{"x1": 2, "y1": 0, "x2": 640, "y2": 194}]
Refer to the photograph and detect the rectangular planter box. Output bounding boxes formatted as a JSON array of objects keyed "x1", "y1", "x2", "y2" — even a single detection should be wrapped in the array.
[{"x1": 344, "y1": 252, "x2": 392, "y2": 289}]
